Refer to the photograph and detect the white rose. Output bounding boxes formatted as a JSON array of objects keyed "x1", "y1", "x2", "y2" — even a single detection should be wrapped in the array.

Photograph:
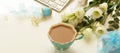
[
  {"x1": 99, "y1": 3, "x2": 108, "y2": 12},
  {"x1": 75, "y1": 8, "x2": 85, "y2": 20},
  {"x1": 91, "y1": 7, "x2": 103, "y2": 19},
  {"x1": 82, "y1": 28, "x2": 93, "y2": 38},
  {"x1": 95, "y1": 26, "x2": 107, "y2": 37}
]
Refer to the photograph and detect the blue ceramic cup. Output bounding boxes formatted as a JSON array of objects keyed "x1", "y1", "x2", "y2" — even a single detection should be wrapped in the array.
[{"x1": 48, "y1": 23, "x2": 84, "y2": 51}]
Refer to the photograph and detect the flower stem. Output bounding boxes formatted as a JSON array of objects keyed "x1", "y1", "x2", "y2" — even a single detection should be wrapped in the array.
[{"x1": 101, "y1": 13, "x2": 108, "y2": 25}]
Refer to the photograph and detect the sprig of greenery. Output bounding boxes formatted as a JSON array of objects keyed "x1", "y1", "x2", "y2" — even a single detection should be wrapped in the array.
[
  {"x1": 62, "y1": 0, "x2": 120, "y2": 32},
  {"x1": 107, "y1": 0, "x2": 120, "y2": 31},
  {"x1": 85, "y1": 0, "x2": 112, "y2": 12},
  {"x1": 85, "y1": 0, "x2": 120, "y2": 31},
  {"x1": 107, "y1": 9, "x2": 120, "y2": 31}
]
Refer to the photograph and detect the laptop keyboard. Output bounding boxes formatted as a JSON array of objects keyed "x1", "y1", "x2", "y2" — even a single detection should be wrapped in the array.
[{"x1": 36, "y1": 0, "x2": 70, "y2": 12}]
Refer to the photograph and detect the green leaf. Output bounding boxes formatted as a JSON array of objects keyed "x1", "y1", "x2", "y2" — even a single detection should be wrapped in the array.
[
  {"x1": 84, "y1": 1, "x2": 97, "y2": 12},
  {"x1": 99, "y1": 0, "x2": 106, "y2": 4},
  {"x1": 68, "y1": 13, "x2": 76, "y2": 20},
  {"x1": 68, "y1": 13, "x2": 75, "y2": 18},
  {"x1": 69, "y1": 16, "x2": 76, "y2": 20},
  {"x1": 116, "y1": 0, "x2": 120, "y2": 5},
  {"x1": 107, "y1": 0, "x2": 110, "y2": 3},
  {"x1": 84, "y1": 7, "x2": 91, "y2": 12},
  {"x1": 116, "y1": 6, "x2": 120, "y2": 11},
  {"x1": 89, "y1": 1, "x2": 97, "y2": 7},
  {"x1": 62, "y1": 19, "x2": 69, "y2": 23},
  {"x1": 116, "y1": 5, "x2": 119, "y2": 9},
  {"x1": 96, "y1": 16, "x2": 103, "y2": 21},
  {"x1": 93, "y1": 0, "x2": 98, "y2": 2},
  {"x1": 116, "y1": 12, "x2": 120, "y2": 16},
  {"x1": 88, "y1": 19, "x2": 94, "y2": 24},
  {"x1": 108, "y1": 20, "x2": 115, "y2": 24},
  {"x1": 84, "y1": 16, "x2": 89, "y2": 20},
  {"x1": 107, "y1": 28, "x2": 114, "y2": 31},
  {"x1": 89, "y1": 1, "x2": 95, "y2": 6},
  {"x1": 108, "y1": 2, "x2": 115, "y2": 9},
  {"x1": 82, "y1": 21, "x2": 89, "y2": 26},
  {"x1": 112, "y1": 14, "x2": 116, "y2": 17},
  {"x1": 114, "y1": 18, "x2": 119, "y2": 23},
  {"x1": 107, "y1": 2, "x2": 115, "y2": 14},
  {"x1": 107, "y1": 8, "x2": 114, "y2": 14},
  {"x1": 111, "y1": 23, "x2": 119, "y2": 29}
]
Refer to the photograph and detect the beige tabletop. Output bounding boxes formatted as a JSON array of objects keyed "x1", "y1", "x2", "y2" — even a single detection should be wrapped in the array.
[{"x1": 0, "y1": 0, "x2": 99, "y2": 53}]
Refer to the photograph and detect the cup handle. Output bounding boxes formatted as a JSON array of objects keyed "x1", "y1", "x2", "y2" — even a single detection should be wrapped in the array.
[{"x1": 75, "y1": 32, "x2": 84, "y2": 40}]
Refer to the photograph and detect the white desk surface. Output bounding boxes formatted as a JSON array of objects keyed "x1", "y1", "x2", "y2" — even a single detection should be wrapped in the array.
[{"x1": 0, "y1": 0, "x2": 99, "y2": 53}]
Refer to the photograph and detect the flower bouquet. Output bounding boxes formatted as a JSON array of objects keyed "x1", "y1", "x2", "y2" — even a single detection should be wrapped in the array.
[{"x1": 61, "y1": 0, "x2": 120, "y2": 40}]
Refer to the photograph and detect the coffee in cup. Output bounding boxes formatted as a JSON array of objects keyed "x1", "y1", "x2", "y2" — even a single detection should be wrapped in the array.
[{"x1": 48, "y1": 23, "x2": 84, "y2": 51}]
